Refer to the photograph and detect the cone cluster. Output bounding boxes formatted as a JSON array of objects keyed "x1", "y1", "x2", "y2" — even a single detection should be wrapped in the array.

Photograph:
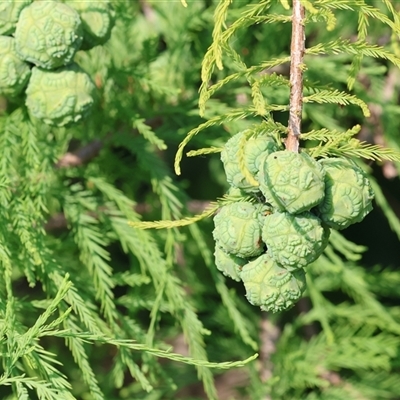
[
  {"x1": 0, "y1": 0, "x2": 114, "y2": 126},
  {"x1": 213, "y1": 131, "x2": 374, "y2": 312}
]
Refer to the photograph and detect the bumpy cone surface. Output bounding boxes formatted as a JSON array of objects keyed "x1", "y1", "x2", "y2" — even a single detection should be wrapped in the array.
[
  {"x1": 0, "y1": 0, "x2": 31, "y2": 36},
  {"x1": 26, "y1": 64, "x2": 95, "y2": 127},
  {"x1": 317, "y1": 157, "x2": 374, "y2": 230},
  {"x1": 221, "y1": 131, "x2": 280, "y2": 192},
  {"x1": 15, "y1": 1, "x2": 83, "y2": 69},
  {"x1": 240, "y1": 254, "x2": 306, "y2": 313},
  {"x1": 214, "y1": 245, "x2": 246, "y2": 282},
  {"x1": 0, "y1": 36, "x2": 31, "y2": 97},
  {"x1": 258, "y1": 150, "x2": 325, "y2": 213},
  {"x1": 262, "y1": 211, "x2": 330, "y2": 270},
  {"x1": 65, "y1": 0, "x2": 114, "y2": 50},
  {"x1": 213, "y1": 202, "x2": 265, "y2": 258}
]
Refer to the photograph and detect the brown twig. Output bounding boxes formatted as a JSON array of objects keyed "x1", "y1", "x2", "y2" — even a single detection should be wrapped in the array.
[
  {"x1": 359, "y1": 67, "x2": 400, "y2": 179},
  {"x1": 55, "y1": 139, "x2": 105, "y2": 168},
  {"x1": 319, "y1": 370, "x2": 369, "y2": 400},
  {"x1": 296, "y1": 297, "x2": 318, "y2": 340},
  {"x1": 139, "y1": 0, "x2": 157, "y2": 23},
  {"x1": 55, "y1": 117, "x2": 163, "y2": 169},
  {"x1": 286, "y1": 0, "x2": 305, "y2": 153},
  {"x1": 259, "y1": 314, "x2": 279, "y2": 399}
]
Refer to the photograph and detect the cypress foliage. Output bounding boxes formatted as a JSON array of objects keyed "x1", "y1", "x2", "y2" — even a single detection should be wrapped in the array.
[{"x1": 1, "y1": 1, "x2": 400, "y2": 399}]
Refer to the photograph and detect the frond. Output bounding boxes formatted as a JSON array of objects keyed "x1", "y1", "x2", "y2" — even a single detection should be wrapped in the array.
[
  {"x1": 132, "y1": 118, "x2": 167, "y2": 151},
  {"x1": 309, "y1": 139, "x2": 400, "y2": 161},
  {"x1": 187, "y1": 146, "x2": 223, "y2": 157},
  {"x1": 174, "y1": 107, "x2": 259, "y2": 175},
  {"x1": 303, "y1": 89, "x2": 370, "y2": 117},
  {"x1": 301, "y1": 125, "x2": 361, "y2": 141},
  {"x1": 306, "y1": 39, "x2": 400, "y2": 69},
  {"x1": 129, "y1": 203, "x2": 219, "y2": 229}
]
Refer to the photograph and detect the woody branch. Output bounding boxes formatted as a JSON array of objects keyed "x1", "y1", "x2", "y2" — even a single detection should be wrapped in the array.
[{"x1": 286, "y1": 0, "x2": 305, "y2": 153}]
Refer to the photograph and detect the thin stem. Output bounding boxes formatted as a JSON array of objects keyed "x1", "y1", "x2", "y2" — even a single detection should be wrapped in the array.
[
  {"x1": 44, "y1": 200, "x2": 212, "y2": 232},
  {"x1": 259, "y1": 314, "x2": 279, "y2": 398},
  {"x1": 286, "y1": 0, "x2": 305, "y2": 153}
]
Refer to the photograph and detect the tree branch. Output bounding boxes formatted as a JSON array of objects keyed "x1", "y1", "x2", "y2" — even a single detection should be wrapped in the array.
[
  {"x1": 286, "y1": 0, "x2": 305, "y2": 153},
  {"x1": 55, "y1": 139, "x2": 105, "y2": 168},
  {"x1": 359, "y1": 67, "x2": 399, "y2": 179},
  {"x1": 55, "y1": 117, "x2": 163, "y2": 168},
  {"x1": 259, "y1": 314, "x2": 279, "y2": 398}
]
